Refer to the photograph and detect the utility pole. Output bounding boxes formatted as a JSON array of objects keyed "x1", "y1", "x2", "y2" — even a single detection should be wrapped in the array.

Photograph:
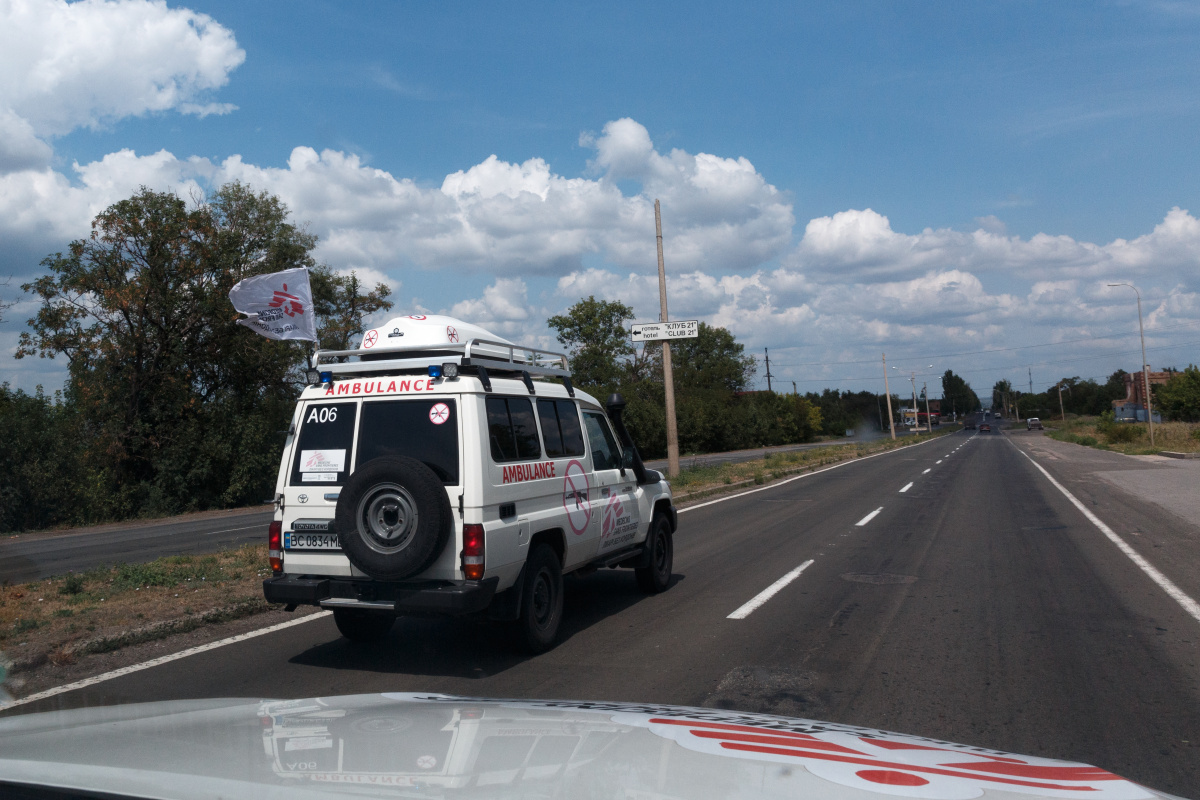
[
  {"x1": 923, "y1": 383, "x2": 932, "y2": 433},
  {"x1": 1028, "y1": 367, "x2": 1033, "y2": 396},
  {"x1": 882, "y1": 353, "x2": 896, "y2": 440},
  {"x1": 654, "y1": 199, "x2": 680, "y2": 478},
  {"x1": 909, "y1": 373, "x2": 918, "y2": 431},
  {"x1": 1057, "y1": 382, "x2": 1071, "y2": 421},
  {"x1": 792, "y1": 381, "x2": 797, "y2": 395},
  {"x1": 764, "y1": 348, "x2": 774, "y2": 393},
  {"x1": 1108, "y1": 283, "x2": 1155, "y2": 445}
]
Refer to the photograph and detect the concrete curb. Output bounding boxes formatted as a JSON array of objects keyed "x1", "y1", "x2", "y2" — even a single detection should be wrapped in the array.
[{"x1": 1160, "y1": 451, "x2": 1200, "y2": 459}]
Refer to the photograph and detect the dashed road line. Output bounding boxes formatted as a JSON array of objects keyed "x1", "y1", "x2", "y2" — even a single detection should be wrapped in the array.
[
  {"x1": 899, "y1": 482, "x2": 913, "y2": 493},
  {"x1": 680, "y1": 433, "x2": 946, "y2": 515},
  {"x1": 936, "y1": 460, "x2": 943, "y2": 464},
  {"x1": 923, "y1": 468, "x2": 931, "y2": 474},
  {"x1": 728, "y1": 560, "x2": 815, "y2": 619},
  {"x1": 856, "y1": 507, "x2": 884, "y2": 526}
]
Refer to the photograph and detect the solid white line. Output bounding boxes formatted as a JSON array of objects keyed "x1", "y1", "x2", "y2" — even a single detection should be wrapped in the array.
[
  {"x1": 899, "y1": 482, "x2": 913, "y2": 493},
  {"x1": 0, "y1": 611, "x2": 332, "y2": 711},
  {"x1": 1011, "y1": 443, "x2": 1200, "y2": 626},
  {"x1": 856, "y1": 507, "x2": 884, "y2": 526},
  {"x1": 728, "y1": 560, "x2": 814, "y2": 619},
  {"x1": 679, "y1": 434, "x2": 946, "y2": 515},
  {"x1": 922, "y1": 468, "x2": 931, "y2": 474},
  {"x1": 205, "y1": 524, "x2": 266, "y2": 536}
]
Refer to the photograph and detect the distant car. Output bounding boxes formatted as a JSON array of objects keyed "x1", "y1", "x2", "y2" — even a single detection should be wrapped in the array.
[
  {"x1": 979, "y1": 423, "x2": 991, "y2": 433},
  {"x1": 1027, "y1": 417, "x2": 1043, "y2": 430},
  {"x1": 965, "y1": 420, "x2": 977, "y2": 430}
]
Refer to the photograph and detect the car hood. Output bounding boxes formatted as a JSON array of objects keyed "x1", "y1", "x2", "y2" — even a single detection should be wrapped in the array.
[{"x1": 0, "y1": 693, "x2": 1184, "y2": 800}]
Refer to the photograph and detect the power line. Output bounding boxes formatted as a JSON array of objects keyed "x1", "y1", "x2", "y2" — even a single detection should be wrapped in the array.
[
  {"x1": 776, "y1": 338, "x2": 1200, "y2": 387},
  {"x1": 770, "y1": 319, "x2": 1200, "y2": 368}
]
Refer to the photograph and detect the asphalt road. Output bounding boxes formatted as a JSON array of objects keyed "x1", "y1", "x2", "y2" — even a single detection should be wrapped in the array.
[
  {"x1": 9, "y1": 423, "x2": 1200, "y2": 796},
  {"x1": 0, "y1": 510, "x2": 275, "y2": 584},
  {"x1": 0, "y1": 431, "x2": 911, "y2": 584}
]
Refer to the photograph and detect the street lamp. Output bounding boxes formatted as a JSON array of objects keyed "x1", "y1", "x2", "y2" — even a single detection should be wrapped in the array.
[{"x1": 1107, "y1": 283, "x2": 1155, "y2": 445}]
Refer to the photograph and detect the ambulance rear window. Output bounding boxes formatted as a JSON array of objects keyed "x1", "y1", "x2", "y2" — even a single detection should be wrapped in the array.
[
  {"x1": 356, "y1": 399, "x2": 460, "y2": 484},
  {"x1": 290, "y1": 402, "x2": 357, "y2": 486}
]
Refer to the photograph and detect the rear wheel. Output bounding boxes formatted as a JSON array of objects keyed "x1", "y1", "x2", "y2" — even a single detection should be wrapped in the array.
[
  {"x1": 635, "y1": 515, "x2": 673, "y2": 594},
  {"x1": 333, "y1": 609, "x2": 395, "y2": 642},
  {"x1": 515, "y1": 544, "x2": 564, "y2": 654}
]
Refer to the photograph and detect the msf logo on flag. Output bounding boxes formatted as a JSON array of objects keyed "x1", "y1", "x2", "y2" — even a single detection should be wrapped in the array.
[
  {"x1": 229, "y1": 267, "x2": 318, "y2": 342},
  {"x1": 268, "y1": 284, "x2": 306, "y2": 318}
]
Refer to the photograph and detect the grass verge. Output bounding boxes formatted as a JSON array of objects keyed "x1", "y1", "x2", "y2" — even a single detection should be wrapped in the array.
[
  {"x1": 0, "y1": 544, "x2": 278, "y2": 682},
  {"x1": 672, "y1": 427, "x2": 957, "y2": 502},
  {"x1": 1044, "y1": 416, "x2": 1200, "y2": 455}
]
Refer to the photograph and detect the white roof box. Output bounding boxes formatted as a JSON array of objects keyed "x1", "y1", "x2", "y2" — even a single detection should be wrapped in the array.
[
  {"x1": 359, "y1": 315, "x2": 513, "y2": 352},
  {"x1": 313, "y1": 314, "x2": 571, "y2": 384}
]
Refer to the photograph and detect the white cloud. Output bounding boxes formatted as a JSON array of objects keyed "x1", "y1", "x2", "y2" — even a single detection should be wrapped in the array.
[
  {"x1": 0, "y1": 0, "x2": 243, "y2": 171},
  {"x1": 789, "y1": 206, "x2": 1200, "y2": 286}
]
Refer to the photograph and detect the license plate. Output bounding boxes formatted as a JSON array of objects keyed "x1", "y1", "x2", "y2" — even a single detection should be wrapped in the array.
[{"x1": 285, "y1": 532, "x2": 341, "y2": 550}]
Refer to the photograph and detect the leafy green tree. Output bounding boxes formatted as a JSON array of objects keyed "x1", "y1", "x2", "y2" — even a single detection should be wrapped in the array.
[
  {"x1": 940, "y1": 370, "x2": 980, "y2": 415},
  {"x1": 669, "y1": 323, "x2": 756, "y2": 393},
  {"x1": 992, "y1": 379, "x2": 1013, "y2": 411},
  {"x1": 1155, "y1": 365, "x2": 1200, "y2": 421},
  {"x1": 312, "y1": 270, "x2": 393, "y2": 351},
  {"x1": 14, "y1": 183, "x2": 391, "y2": 524},
  {"x1": 547, "y1": 296, "x2": 635, "y2": 388}
]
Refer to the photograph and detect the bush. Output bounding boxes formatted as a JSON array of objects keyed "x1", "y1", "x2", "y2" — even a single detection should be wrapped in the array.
[
  {"x1": 58, "y1": 574, "x2": 85, "y2": 595},
  {"x1": 1105, "y1": 424, "x2": 1142, "y2": 444}
]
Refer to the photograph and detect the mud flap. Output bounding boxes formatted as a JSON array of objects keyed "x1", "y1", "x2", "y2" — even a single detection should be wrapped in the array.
[{"x1": 487, "y1": 565, "x2": 526, "y2": 621}]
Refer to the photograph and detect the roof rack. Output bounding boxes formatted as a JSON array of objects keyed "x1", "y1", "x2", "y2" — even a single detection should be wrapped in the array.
[{"x1": 314, "y1": 338, "x2": 571, "y2": 381}]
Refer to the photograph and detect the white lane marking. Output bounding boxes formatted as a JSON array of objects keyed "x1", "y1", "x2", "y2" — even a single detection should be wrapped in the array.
[
  {"x1": 1012, "y1": 443, "x2": 1200, "y2": 627},
  {"x1": 728, "y1": 560, "x2": 814, "y2": 619},
  {"x1": 205, "y1": 524, "x2": 265, "y2": 536},
  {"x1": 0, "y1": 611, "x2": 332, "y2": 711},
  {"x1": 899, "y1": 482, "x2": 913, "y2": 493},
  {"x1": 923, "y1": 468, "x2": 931, "y2": 474},
  {"x1": 936, "y1": 460, "x2": 943, "y2": 464},
  {"x1": 680, "y1": 434, "x2": 946, "y2": 515},
  {"x1": 856, "y1": 507, "x2": 884, "y2": 526}
]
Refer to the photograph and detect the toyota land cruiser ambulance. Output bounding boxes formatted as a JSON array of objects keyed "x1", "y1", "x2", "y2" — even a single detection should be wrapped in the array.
[{"x1": 263, "y1": 315, "x2": 677, "y2": 652}]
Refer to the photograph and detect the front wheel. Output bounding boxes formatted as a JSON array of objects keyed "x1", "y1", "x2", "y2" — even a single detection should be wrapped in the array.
[
  {"x1": 635, "y1": 515, "x2": 673, "y2": 594},
  {"x1": 515, "y1": 544, "x2": 564, "y2": 654},
  {"x1": 333, "y1": 609, "x2": 395, "y2": 642}
]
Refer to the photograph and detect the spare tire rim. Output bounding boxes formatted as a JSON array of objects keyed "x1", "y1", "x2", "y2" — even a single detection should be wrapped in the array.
[{"x1": 357, "y1": 482, "x2": 420, "y2": 553}]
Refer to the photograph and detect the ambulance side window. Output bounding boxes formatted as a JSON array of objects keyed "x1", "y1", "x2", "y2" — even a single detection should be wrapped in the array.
[
  {"x1": 486, "y1": 397, "x2": 542, "y2": 463},
  {"x1": 537, "y1": 399, "x2": 585, "y2": 458},
  {"x1": 582, "y1": 412, "x2": 622, "y2": 471}
]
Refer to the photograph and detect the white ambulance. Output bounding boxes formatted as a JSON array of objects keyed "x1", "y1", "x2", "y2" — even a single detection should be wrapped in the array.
[{"x1": 263, "y1": 315, "x2": 677, "y2": 652}]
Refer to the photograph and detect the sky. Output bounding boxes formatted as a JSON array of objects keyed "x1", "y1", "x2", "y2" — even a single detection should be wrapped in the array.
[{"x1": 2, "y1": 0, "x2": 1199, "y2": 403}]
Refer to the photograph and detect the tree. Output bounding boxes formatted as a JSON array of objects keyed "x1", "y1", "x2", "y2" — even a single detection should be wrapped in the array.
[
  {"x1": 941, "y1": 370, "x2": 980, "y2": 415},
  {"x1": 547, "y1": 296, "x2": 635, "y2": 388},
  {"x1": 669, "y1": 322, "x2": 756, "y2": 394},
  {"x1": 992, "y1": 379, "x2": 1013, "y2": 411},
  {"x1": 1155, "y1": 365, "x2": 1200, "y2": 421},
  {"x1": 15, "y1": 183, "x2": 392, "y2": 522},
  {"x1": 312, "y1": 269, "x2": 393, "y2": 351}
]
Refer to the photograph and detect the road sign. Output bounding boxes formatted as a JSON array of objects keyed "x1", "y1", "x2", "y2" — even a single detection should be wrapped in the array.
[{"x1": 631, "y1": 320, "x2": 698, "y2": 342}]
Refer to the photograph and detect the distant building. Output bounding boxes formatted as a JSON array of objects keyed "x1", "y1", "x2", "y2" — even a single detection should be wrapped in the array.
[{"x1": 1112, "y1": 367, "x2": 1172, "y2": 422}]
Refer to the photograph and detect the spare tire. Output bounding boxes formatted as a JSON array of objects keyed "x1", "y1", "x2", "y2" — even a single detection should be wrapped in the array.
[{"x1": 335, "y1": 456, "x2": 452, "y2": 581}]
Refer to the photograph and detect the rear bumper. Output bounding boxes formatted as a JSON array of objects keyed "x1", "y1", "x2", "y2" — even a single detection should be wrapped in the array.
[{"x1": 264, "y1": 574, "x2": 498, "y2": 616}]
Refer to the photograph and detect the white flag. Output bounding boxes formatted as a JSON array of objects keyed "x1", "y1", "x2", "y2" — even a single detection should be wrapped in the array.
[{"x1": 228, "y1": 267, "x2": 318, "y2": 342}]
